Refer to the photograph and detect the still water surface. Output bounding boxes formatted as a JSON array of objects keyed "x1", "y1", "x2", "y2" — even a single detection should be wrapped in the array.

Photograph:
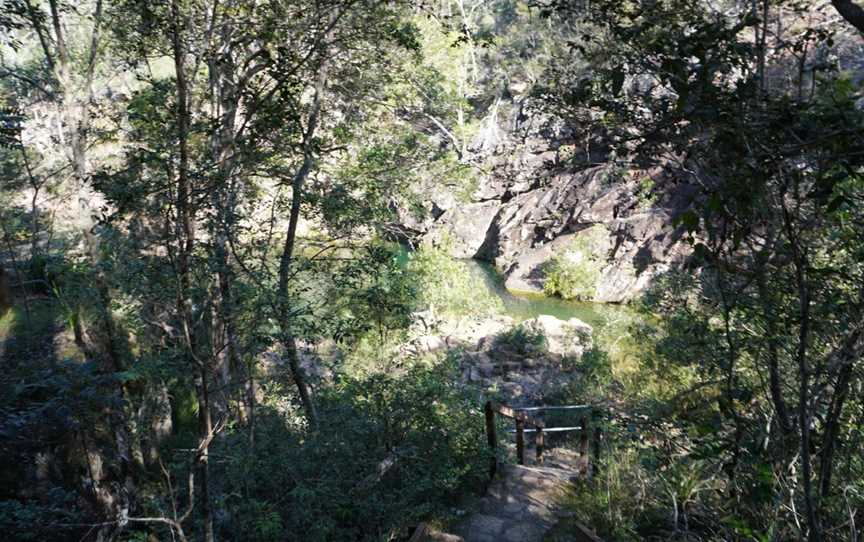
[{"x1": 463, "y1": 259, "x2": 629, "y2": 330}]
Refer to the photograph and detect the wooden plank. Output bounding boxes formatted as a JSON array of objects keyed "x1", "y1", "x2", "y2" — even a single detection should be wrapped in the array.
[
  {"x1": 492, "y1": 402, "x2": 519, "y2": 418},
  {"x1": 579, "y1": 417, "x2": 589, "y2": 456},
  {"x1": 512, "y1": 405, "x2": 593, "y2": 412},
  {"x1": 507, "y1": 426, "x2": 582, "y2": 434}
]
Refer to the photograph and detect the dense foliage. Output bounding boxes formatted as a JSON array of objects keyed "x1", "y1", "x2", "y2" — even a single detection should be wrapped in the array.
[{"x1": 540, "y1": 1, "x2": 864, "y2": 540}]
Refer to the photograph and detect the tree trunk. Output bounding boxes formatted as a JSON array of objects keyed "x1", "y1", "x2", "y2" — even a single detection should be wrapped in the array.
[
  {"x1": 171, "y1": 1, "x2": 214, "y2": 539},
  {"x1": 818, "y1": 328, "x2": 863, "y2": 501},
  {"x1": 756, "y1": 272, "x2": 792, "y2": 437},
  {"x1": 208, "y1": 43, "x2": 246, "y2": 423},
  {"x1": 275, "y1": 62, "x2": 328, "y2": 429},
  {"x1": 196, "y1": 365, "x2": 215, "y2": 542},
  {"x1": 793, "y1": 252, "x2": 820, "y2": 542},
  {"x1": 755, "y1": 0, "x2": 769, "y2": 92},
  {"x1": 0, "y1": 267, "x2": 10, "y2": 316}
]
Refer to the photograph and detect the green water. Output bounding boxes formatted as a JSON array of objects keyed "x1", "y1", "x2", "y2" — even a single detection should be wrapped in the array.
[{"x1": 463, "y1": 259, "x2": 629, "y2": 330}]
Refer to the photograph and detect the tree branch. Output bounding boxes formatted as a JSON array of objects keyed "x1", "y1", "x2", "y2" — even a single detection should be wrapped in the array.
[{"x1": 831, "y1": 0, "x2": 864, "y2": 33}]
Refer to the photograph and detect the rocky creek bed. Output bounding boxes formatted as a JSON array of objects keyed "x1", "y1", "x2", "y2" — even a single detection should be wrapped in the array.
[{"x1": 405, "y1": 312, "x2": 596, "y2": 405}]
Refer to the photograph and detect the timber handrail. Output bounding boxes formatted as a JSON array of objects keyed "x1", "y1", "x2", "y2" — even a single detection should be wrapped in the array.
[
  {"x1": 489, "y1": 402, "x2": 546, "y2": 428},
  {"x1": 484, "y1": 400, "x2": 601, "y2": 480},
  {"x1": 512, "y1": 405, "x2": 592, "y2": 412}
]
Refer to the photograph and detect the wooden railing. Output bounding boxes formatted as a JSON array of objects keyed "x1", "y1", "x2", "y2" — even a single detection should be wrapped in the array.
[{"x1": 484, "y1": 401, "x2": 601, "y2": 479}]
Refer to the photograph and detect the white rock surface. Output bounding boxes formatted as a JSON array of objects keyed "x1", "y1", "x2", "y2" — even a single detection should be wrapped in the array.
[{"x1": 521, "y1": 314, "x2": 592, "y2": 357}]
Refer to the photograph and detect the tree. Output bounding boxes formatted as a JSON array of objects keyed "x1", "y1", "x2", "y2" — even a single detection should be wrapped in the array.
[
  {"x1": 543, "y1": 0, "x2": 864, "y2": 539},
  {"x1": 86, "y1": 0, "x2": 421, "y2": 537}
]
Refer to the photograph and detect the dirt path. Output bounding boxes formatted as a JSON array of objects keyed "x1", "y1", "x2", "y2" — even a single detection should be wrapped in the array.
[{"x1": 423, "y1": 448, "x2": 594, "y2": 542}]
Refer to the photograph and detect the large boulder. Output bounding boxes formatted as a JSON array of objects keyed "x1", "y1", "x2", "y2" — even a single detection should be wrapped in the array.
[{"x1": 424, "y1": 200, "x2": 501, "y2": 258}]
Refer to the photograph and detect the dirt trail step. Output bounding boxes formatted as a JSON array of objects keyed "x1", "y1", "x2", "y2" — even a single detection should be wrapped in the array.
[{"x1": 421, "y1": 449, "x2": 589, "y2": 542}]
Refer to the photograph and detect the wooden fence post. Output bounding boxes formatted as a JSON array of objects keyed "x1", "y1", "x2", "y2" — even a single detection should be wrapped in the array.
[
  {"x1": 592, "y1": 424, "x2": 602, "y2": 476},
  {"x1": 536, "y1": 427, "x2": 544, "y2": 464},
  {"x1": 484, "y1": 401, "x2": 497, "y2": 480},
  {"x1": 579, "y1": 415, "x2": 589, "y2": 474},
  {"x1": 516, "y1": 419, "x2": 525, "y2": 465}
]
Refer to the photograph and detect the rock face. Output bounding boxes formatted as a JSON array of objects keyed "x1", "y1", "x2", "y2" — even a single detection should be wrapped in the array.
[
  {"x1": 424, "y1": 201, "x2": 502, "y2": 258},
  {"x1": 402, "y1": 97, "x2": 694, "y2": 303}
]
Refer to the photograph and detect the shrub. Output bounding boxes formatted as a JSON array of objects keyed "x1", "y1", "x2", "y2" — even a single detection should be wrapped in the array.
[
  {"x1": 542, "y1": 226, "x2": 607, "y2": 301},
  {"x1": 492, "y1": 322, "x2": 546, "y2": 356},
  {"x1": 407, "y1": 242, "x2": 503, "y2": 319},
  {"x1": 215, "y1": 357, "x2": 489, "y2": 541}
]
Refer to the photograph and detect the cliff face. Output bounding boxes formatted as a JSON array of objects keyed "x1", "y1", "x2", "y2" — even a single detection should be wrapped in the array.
[{"x1": 407, "y1": 99, "x2": 695, "y2": 303}]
